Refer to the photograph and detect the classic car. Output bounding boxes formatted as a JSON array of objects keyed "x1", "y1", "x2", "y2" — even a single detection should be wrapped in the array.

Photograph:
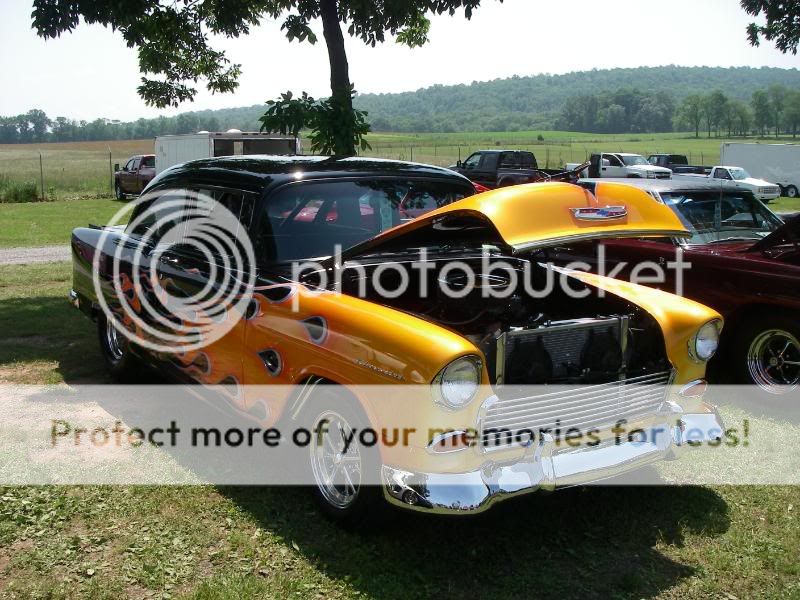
[
  {"x1": 69, "y1": 156, "x2": 724, "y2": 524},
  {"x1": 560, "y1": 178, "x2": 799, "y2": 394}
]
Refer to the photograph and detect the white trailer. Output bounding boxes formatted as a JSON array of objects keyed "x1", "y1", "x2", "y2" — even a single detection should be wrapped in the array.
[
  {"x1": 155, "y1": 131, "x2": 300, "y2": 174},
  {"x1": 720, "y1": 142, "x2": 800, "y2": 198}
]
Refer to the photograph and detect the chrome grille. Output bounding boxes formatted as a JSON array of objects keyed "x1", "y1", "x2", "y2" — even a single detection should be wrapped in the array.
[{"x1": 480, "y1": 370, "x2": 673, "y2": 450}]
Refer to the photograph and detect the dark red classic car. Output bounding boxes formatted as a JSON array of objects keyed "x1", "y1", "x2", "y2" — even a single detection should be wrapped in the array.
[{"x1": 554, "y1": 179, "x2": 800, "y2": 394}]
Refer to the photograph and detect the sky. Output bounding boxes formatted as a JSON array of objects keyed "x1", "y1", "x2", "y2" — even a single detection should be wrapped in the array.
[{"x1": 1, "y1": 0, "x2": 798, "y2": 122}]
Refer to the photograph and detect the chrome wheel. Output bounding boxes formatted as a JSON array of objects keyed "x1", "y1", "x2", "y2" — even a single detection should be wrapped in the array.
[
  {"x1": 104, "y1": 317, "x2": 125, "y2": 362},
  {"x1": 310, "y1": 410, "x2": 362, "y2": 509},
  {"x1": 747, "y1": 329, "x2": 800, "y2": 393}
]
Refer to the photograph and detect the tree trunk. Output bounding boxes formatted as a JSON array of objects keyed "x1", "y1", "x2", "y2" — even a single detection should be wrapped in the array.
[{"x1": 320, "y1": 0, "x2": 355, "y2": 156}]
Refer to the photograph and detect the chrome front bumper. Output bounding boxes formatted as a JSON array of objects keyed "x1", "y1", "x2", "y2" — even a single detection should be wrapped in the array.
[{"x1": 382, "y1": 405, "x2": 724, "y2": 514}]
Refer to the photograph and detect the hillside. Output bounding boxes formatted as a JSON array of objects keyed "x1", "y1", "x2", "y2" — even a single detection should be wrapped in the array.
[{"x1": 3, "y1": 66, "x2": 799, "y2": 142}]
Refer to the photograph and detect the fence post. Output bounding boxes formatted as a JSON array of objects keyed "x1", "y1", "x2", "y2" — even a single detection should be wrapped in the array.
[
  {"x1": 108, "y1": 150, "x2": 113, "y2": 195},
  {"x1": 39, "y1": 152, "x2": 45, "y2": 201},
  {"x1": 410, "y1": 145, "x2": 413, "y2": 162}
]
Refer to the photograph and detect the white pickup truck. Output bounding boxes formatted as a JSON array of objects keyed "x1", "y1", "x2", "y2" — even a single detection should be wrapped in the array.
[
  {"x1": 675, "y1": 165, "x2": 782, "y2": 203},
  {"x1": 566, "y1": 153, "x2": 672, "y2": 179}
]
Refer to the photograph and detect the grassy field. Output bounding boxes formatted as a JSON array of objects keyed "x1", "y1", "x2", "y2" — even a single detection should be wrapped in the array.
[
  {"x1": 3, "y1": 133, "x2": 800, "y2": 199},
  {"x1": 0, "y1": 199, "x2": 124, "y2": 248},
  {"x1": 0, "y1": 262, "x2": 799, "y2": 598}
]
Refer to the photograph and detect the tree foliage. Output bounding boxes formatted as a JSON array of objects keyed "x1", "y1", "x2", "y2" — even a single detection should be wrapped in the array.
[
  {"x1": 741, "y1": 0, "x2": 800, "y2": 54},
  {"x1": 31, "y1": 0, "x2": 494, "y2": 155}
]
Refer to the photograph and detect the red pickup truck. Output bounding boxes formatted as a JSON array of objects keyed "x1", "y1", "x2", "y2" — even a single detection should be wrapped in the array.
[{"x1": 114, "y1": 154, "x2": 155, "y2": 199}]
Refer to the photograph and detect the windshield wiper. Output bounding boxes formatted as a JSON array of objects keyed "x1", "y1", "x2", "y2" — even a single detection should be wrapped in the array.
[{"x1": 706, "y1": 236, "x2": 762, "y2": 243}]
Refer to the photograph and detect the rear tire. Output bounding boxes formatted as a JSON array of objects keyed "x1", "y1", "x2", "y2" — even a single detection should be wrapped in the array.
[
  {"x1": 301, "y1": 386, "x2": 388, "y2": 529},
  {"x1": 731, "y1": 314, "x2": 800, "y2": 394},
  {"x1": 786, "y1": 185, "x2": 798, "y2": 199},
  {"x1": 97, "y1": 313, "x2": 142, "y2": 382}
]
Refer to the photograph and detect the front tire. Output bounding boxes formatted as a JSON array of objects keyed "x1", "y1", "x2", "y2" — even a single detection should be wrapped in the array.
[
  {"x1": 785, "y1": 185, "x2": 798, "y2": 199},
  {"x1": 732, "y1": 314, "x2": 800, "y2": 394},
  {"x1": 302, "y1": 387, "x2": 386, "y2": 528},
  {"x1": 97, "y1": 314, "x2": 141, "y2": 381},
  {"x1": 115, "y1": 181, "x2": 125, "y2": 200}
]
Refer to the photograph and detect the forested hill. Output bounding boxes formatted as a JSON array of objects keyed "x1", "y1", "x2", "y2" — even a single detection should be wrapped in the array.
[
  {"x1": 353, "y1": 66, "x2": 800, "y2": 132},
  {"x1": 4, "y1": 66, "x2": 800, "y2": 143}
]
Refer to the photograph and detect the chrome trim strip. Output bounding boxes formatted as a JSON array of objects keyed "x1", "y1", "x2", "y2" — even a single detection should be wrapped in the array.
[{"x1": 512, "y1": 229, "x2": 690, "y2": 252}]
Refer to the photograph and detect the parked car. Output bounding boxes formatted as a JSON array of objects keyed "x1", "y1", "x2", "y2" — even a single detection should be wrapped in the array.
[
  {"x1": 114, "y1": 154, "x2": 156, "y2": 199},
  {"x1": 70, "y1": 156, "x2": 724, "y2": 521},
  {"x1": 647, "y1": 154, "x2": 711, "y2": 175},
  {"x1": 675, "y1": 166, "x2": 781, "y2": 203},
  {"x1": 721, "y1": 142, "x2": 800, "y2": 198},
  {"x1": 449, "y1": 149, "x2": 575, "y2": 188},
  {"x1": 564, "y1": 178, "x2": 799, "y2": 394},
  {"x1": 567, "y1": 153, "x2": 672, "y2": 180}
]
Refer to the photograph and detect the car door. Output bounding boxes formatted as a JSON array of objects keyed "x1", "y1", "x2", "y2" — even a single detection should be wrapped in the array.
[
  {"x1": 601, "y1": 154, "x2": 626, "y2": 178},
  {"x1": 128, "y1": 187, "x2": 255, "y2": 398},
  {"x1": 119, "y1": 158, "x2": 137, "y2": 193},
  {"x1": 473, "y1": 153, "x2": 499, "y2": 187},
  {"x1": 458, "y1": 152, "x2": 483, "y2": 181}
]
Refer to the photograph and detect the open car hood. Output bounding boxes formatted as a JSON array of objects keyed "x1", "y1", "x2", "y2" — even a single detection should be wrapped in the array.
[
  {"x1": 747, "y1": 213, "x2": 800, "y2": 253},
  {"x1": 339, "y1": 181, "x2": 689, "y2": 261}
]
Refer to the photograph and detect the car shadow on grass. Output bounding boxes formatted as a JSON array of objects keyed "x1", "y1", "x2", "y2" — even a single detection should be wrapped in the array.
[
  {"x1": 220, "y1": 480, "x2": 729, "y2": 599},
  {"x1": 0, "y1": 295, "x2": 109, "y2": 384}
]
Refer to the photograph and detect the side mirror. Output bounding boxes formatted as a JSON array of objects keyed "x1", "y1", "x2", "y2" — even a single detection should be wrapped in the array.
[
  {"x1": 114, "y1": 163, "x2": 120, "y2": 172},
  {"x1": 601, "y1": 159, "x2": 611, "y2": 167}
]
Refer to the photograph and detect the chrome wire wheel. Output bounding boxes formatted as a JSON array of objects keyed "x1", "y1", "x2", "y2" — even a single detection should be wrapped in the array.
[
  {"x1": 309, "y1": 410, "x2": 362, "y2": 509},
  {"x1": 104, "y1": 317, "x2": 125, "y2": 362},
  {"x1": 747, "y1": 329, "x2": 800, "y2": 393}
]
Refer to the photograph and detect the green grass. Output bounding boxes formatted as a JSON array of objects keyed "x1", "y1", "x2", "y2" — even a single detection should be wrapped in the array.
[
  {"x1": 769, "y1": 197, "x2": 800, "y2": 215},
  {"x1": 4, "y1": 133, "x2": 800, "y2": 199},
  {"x1": 0, "y1": 199, "x2": 124, "y2": 248},
  {"x1": 0, "y1": 263, "x2": 799, "y2": 598}
]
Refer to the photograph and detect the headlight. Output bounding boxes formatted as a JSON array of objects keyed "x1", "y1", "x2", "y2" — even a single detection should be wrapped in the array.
[
  {"x1": 689, "y1": 320, "x2": 722, "y2": 362},
  {"x1": 432, "y1": 356, "x2": 482, "y2": 410}
]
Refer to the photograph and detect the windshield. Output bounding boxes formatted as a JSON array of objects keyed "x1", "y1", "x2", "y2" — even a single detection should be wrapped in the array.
[
  {"x1": 728, "y1": 167, "x2": 751, "y2": 181},
  {"x1": 660, "y1": 191, "x2": 783, "y2": 244},
  {"x1": 621, "y1": 155, "x2": 648, "y2": 166},
  {"x1": 256, "y1": 179, "x2": 471, "y2": 262}
]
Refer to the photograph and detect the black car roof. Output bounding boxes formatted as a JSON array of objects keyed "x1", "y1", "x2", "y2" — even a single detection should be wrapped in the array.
[
  {"x1": 152, "y1": 155, "x2": 472, "y2": 192},
  {"x1": 578, "y1": 177, "x2": 748, "y2": 195}
]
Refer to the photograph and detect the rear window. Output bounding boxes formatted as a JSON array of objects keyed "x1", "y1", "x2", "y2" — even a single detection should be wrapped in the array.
[
  {"x1": 255, "y1": 179, "x2": 472, "y2": 262},
  {"x1": 141, "y1": 156, "x2": 155, "y2": 168}
]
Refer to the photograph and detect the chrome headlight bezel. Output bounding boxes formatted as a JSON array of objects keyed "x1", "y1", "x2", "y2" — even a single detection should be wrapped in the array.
[
  {"x1": 688, "y1": 319, "x2": 722, "y2": 363},
  {"x1": 432, "y1": 355, "x2": 483, "y2": 410}
]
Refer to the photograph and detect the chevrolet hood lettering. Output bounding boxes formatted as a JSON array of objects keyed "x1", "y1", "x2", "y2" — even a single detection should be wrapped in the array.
[{"x1": 339, "y1": 182, "x2": 690, "y2": 260}]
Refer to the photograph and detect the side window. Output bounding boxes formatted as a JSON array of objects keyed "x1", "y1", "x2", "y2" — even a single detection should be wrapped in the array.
[
  {"x1": 462, "y1": 153, "x2": 481, "y2": 169},
  {"x1": 604, "y1": 154, "x2": 623, "y2": 167},
  {"x1": 480, "y1": 153, "x2": 499, "y2": 170},
  {"x1": 124, "y1": 159, "x2": 135, "y2": 171},
  {"x1": 127, "y1": 189, "x2": 189, "y2": 240},
  {"x1": 714, "y1": 169, "x2": 731, "y2": 180},
  {"x1": 131, "y1": 158, "x2": 141, "y2": 171},
  {"x1": 519, "y1": 153, "x2": 535, "y2": 168},
  {"x1": 499, "y1": 153, "x2": 519, "y2": 168}
]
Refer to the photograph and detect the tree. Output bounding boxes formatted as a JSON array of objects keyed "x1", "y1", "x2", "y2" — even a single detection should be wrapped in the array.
[
  {"x1": 751, "y1": 89, "x2": 772, "y2": 135},
  {"x1": 741, "y1": 0, "x2": 800, "y2": 54},
  {"x1": 730, "y1": 100, "x2": 752, "y2": 136},
  {"x1": 785, "y1": 90, "x2": 800, "y2": 138},
  {"x1": 32, "y1": 0, "x2": 492, "y2": 156},
  {"x1": 768, "y1": 83, "x2": 787, "y2": 136},
  {"x1": 677, "y1": 94, "x2": 704, "y2": 137},
  {"x1": 702, "y1": 91, "x2": 728, "y2": 137}
]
